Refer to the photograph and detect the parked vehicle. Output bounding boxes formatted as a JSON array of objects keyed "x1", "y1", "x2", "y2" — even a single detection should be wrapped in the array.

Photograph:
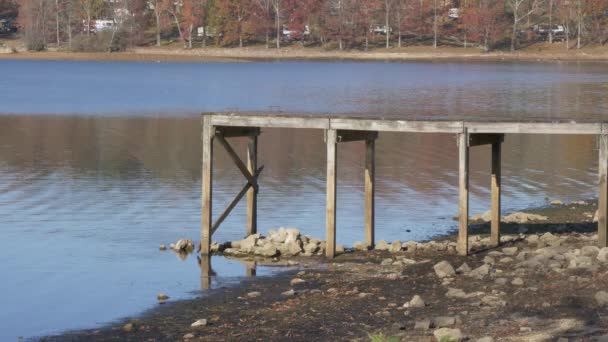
[
  {"x1": 533, "y1": 24, "x2": 566, "y2": 41},
  {"x1": 282, "y1": 25, "x2": 310, "y2": 41},
  {"x1": 448, "y1": 8, "x2": 459, "y2": 19},
  {"x1": 0, "y1": 18, "x2": 16, "y2": 34},
  {"x1": 83, "y1": 19, "x2": 115, "y2": 33},
  {"x1": 371, "y1": 25, "x2": 391, "y2": 35}
]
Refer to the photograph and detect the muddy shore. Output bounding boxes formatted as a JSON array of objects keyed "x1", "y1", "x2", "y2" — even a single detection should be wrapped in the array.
[
  {"x1": 41, "y1": 200, "x2": 608, "y2": 341},
  {"x1": 1, "y1": 43, "x2": 608, "y2": 63}
]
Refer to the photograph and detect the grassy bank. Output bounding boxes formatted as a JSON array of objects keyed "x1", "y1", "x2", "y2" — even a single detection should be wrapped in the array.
[{"x1": 1, "y1": 42, "x2": 608, "y2": 63}]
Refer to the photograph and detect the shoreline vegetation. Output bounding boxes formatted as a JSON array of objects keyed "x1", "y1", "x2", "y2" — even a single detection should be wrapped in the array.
[
  {"x1": 45, "y1": 199, "x2": 608, "y2": 341},
  {"x1": 1, "y1": 43, "x2": 608, "y2": 63}
]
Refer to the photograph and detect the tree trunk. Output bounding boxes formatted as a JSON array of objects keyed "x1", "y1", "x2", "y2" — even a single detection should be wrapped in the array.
[
  {"x1": 548, "y1": 0, "x2": 553, "y2": 43},
  {"x1": 511, "y1": 15, "x2": 518, "y2": 52},
  {"x1": 275, "y1": 1, "x2": 280, "y2": 49},
  {"x1": 385, "y1": 1, "x2": 390, "y2": 48},
  {"x1": 433, "y1": 0, "x2": 437, "y2": 48},
  {"x1": 155, "y1": 10, "x2": 161, "y2": 46},
  {"x1": 55, "y1": 0, "x2": 60, "y2": 46}
]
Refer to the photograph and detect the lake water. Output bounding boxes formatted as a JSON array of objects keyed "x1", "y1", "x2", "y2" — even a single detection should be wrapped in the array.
[{"x1": 0, "y1": 59, "x2": 607, "y2": 340}]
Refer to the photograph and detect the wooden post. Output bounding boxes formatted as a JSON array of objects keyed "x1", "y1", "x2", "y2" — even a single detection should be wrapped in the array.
[
  {"x1": 457, "y1": 130, "x2": 469, "y2": 256},
  {"x1": 201, "y1": 116, "x2": 214, "y2": 255},
  {"x1": 326, "y1": 129, "x2": 338, "y2": 258},
  {"x1": 199, "y1": 254, "x2": 211, "y2": 290},
  {"x1": 247, "y1": 135, "x2": 258, "y2": 236},
  {"x1": 365, "y1": 138, "x2": 375, "y2": 249},
  {"x1": 490, "y1": 141, "x2": 502, "y2": 247},
  {"x1": 599, "y1": 134, "x2": 608, "y2": 247}
]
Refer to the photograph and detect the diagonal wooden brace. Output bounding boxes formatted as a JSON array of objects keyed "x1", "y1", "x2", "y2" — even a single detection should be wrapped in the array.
[
  {"x1": 215, "y1": 134, "x2": 259, "y2": 193},
  {"x1": 211, "y1": 166, "x2": 264, "y2": 235}
]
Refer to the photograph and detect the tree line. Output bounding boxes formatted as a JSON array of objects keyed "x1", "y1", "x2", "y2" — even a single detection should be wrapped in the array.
[{"x1": 4, "y1": 0, "x2": 608, "y2": 52}]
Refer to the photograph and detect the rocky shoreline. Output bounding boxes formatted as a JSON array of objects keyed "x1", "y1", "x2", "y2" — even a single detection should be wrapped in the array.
[{"x1": 45, "y1": 200, "x2": 608, "y2": 341}]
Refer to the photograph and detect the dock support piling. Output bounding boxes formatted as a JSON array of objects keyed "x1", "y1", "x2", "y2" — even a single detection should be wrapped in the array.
[
  {"x1": 201, "y1": 116, "x2": 214, "y2": 255},
  {"x1": 365, "y1": 137, "x2": 375, "y2": 249},
  {"x1": 457, "y1": 130, "x2": 470, "y2": 256},
  {"x1": 490, "y1": 141, "x2": 502, "y2": 247},
  {"x1": 599, "y1": 134, "x2": 608, "y2": 247},
  {"x1": 326, "y1": 129, "x2": 338, "y2": 258},
  {"x1": 247, "y1": 135, "x2": 258, "y2": 236}
]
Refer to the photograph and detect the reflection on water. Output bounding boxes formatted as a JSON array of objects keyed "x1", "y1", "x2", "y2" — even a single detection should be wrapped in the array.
[{"x1": 1, "y1": 59, "x2": 607, "y2": 340}]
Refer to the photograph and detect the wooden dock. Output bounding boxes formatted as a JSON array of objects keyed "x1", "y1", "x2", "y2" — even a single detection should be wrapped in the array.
[{"x1": 201, "y1": 112, "x2": 608, "y2": 257}]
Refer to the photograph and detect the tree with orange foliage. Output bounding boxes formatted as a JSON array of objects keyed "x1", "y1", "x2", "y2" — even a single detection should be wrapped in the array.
[{"x1": 462, "y1": 0, "x2": 508, "y2": 51}]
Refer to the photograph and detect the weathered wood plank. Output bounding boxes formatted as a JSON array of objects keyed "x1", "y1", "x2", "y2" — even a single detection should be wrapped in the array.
[
  {"x1": 326, "y1": 129, "x2": 338, "y2": 258},
  {"x1": 247, "y1": 135, "x2": 258, "y2": 236},
  {"x1": 466, "y1": 122, "x2": 601, "y2": 135},
  {"x1": 490, "y1": 141, "x2": 502, "y2": 247},
  {"x1": 199, "y1": 254, "x2": 211, "y2": 290},
  {"x1": 470, "y1": 133, "x2": 504, "y2": 147},
  {"x1": 457, "y1": 130, "x2": 469, "y2": 256},
  {"x1": 599, "y1": 134, "x2": 608, "y2": 247},
  {"x1": 201, "y1": 116, "x2": 214, "y2": 255},
  {"x1": 215, "y1": 126, "x2": 260, "y2": 138},
  {"x1": 215, "y1": 134, "x2": 259, "y2": 192},
  {"x1": 365, "y1": 137, "x2": 375, "y2": 249},
  {"x1": 331, "y1": 118, "x2": 463, "y2": 133},
  {"x1": 210, "y1": 114, "x2": 330, "y2": 129},
  {"x1": 211, "y1": 167, "x2": 263, "y2": 235},
  {"x1": 337, "y1": 130, "x2": 379, "y2": 143}
]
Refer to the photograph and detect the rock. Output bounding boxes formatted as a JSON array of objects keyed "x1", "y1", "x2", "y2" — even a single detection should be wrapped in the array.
[
  {"x1": 404, "y1": 241, "x2": 418, "y2": 252},
  {"x1": 173, "y1": 239, "x2": 195, "y2": 252},
  {"x1": 502, "y1": 247, "x2": 518, "y2": 256},
  {"x1": 336, "y1": 244, "x2": 345, "y2": 255},
  {"x1": 239, "y1": 234, "x2": 259, "y2": 252},
  {"x1": 122, "y1": 323, "x2": 134, "y2": 332},
  {"x1": 303, "y1": 242, "x2": 319, "y2": 255},
  {"x1": 471, "y1": 210, "x2": 492, "y2": 222},
  {"x1": 495, "y1": 278, "x2": 508, "y2": 285},
  {"x1": 551, "y1": 200, "x2": 563, "y2": 205},
  {"x1": 483, "y1": 256, "x2": 495, "y2": 264},
  {"x1": 191, "y1": 319, "x2": 208, "y2": 327},
  {"x1": 596, "y1": 291, "x2": 608, "y2": 306},
  {"x1": 456, "y1": 263, "x2": 471, "y2": 274},
  {"x1": 246, "y1": 291, "x2": 261, "y2": 298},
  {"x1": 581, "y1": 245, "x2": 600, "y2": 257},
  {"x1": 468, "y1": 264, "x2": 490, "y2": 279},
  {"x1": 414, "y1": 319, "x2": 432, "y2": 330},
  {"x1": 499, "y1": 257, "x2": 513, "y2": 263},
  {"x1": 390, "y1": 240, "x2": 402, "y2": 252},
  {"x1": 290, "y1": 278, "x2": 305, "y2": 286},
  {"x1": 433, "y1": 261, "x2": 456, "y2": 278},
  {"x1": 381, "y1": 258, "x2": 394, "y2": 265},
  {"x1": 269, "y1": 228, "x2": 287, "y2": 243},
  {"x1": 353, "y1": 241, "x2": 367, "y2": 251},
  {"x1": 284, "y1": 228, "x2": 300, "y2": 244},
  {"x1": 598, "y1": 247, "x2": 608, "y2": 262},
  {"x1": 183, "y1": 333, "x2": 195, "y2": 339},
  {"x1": 408, "y1": 295, "x2": 426, "y2": 308},
  {"x1": 511, "y1": 277, "x2": 524, "y2": 286},
  {"x1": 284, "y1": 241, "x2": 303, "y2": 256},
  {"x1": 520, "y1": 327, "x2": 532, "y2": 333},
  {"x1": 159, "y1": 245, "x2": 167, "y2": 251},
  {"x1": 481, "y1": 295, "x2": 506, "y2": 307},
  {"x1": 157, "y1": 293, "x2": 169, "y2": 301},
  {"x1": 433, "y1": 328, "x2": 462, "y2": 342},
  {"x1": 433, "y1": 316, "x2": 456, "y2": 328},
  {"x1": 375, "y1": 240, "x2": 390, "y2": 251},
  {"x1": 540, "y1": 232, "x2": 558, "y2": 243},
  {"x1": 446, "y1": 288, "x2": 467, "y2": 298},
  {"x1": 255, "y1": 243, "x2": 279, "y2": 257},
  {"x1": 282, "y1": 289, "x2": 296, "y2": 297}
]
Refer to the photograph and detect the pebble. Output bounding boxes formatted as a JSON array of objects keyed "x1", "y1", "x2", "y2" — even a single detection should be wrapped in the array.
[
  {"x1": 433, "y1": 316, "x2": 456, "y2": 327},
  {"x1": 511, "y1": 277, "x2": 524, "y2": 286},
  {"x1": 157, "y1": 293, "x2": 169, "y2": 301},
  {"x1": 290, "y1": 278, "x2": 306, "y2": 286},
  {"x1": 375, "y1": 240, "x2": 390, "y2": 251},
  {"x1": 433, "y1": 328, "x2": 462, "y2": 342},
  {"x1": 502, "y1": 246, "x2": 518, "y2": 256},
  {"x1": 122, "y1": 323, "x2": 133, "y2": 332},
  {"x1": 456, "y1": 263, "x2": 471, "y2": 274},
  {"x1": 159, "y1": 245, "x2": 167, "y2": 251},
  {"x1": 595, "y1": 291, "x2": 608, "y2": 306},
  {"x1": 282, "y1": 289, "x2": 296, "y2": 297},
  {"x1": 246, "y1": 291, "x2": 261, "y2": 298},
  {"x1": 476, "y1": 337, "x2": 494, "y2": 342},
  {"x1": 191, "y1": 319, "x2": 208, "y2": 327},
  {"x1": 446, "y1": 288, "x2": 467, "y2": 298},
  {"x1": 183, "y1": 333, "x2": 195, "y2": 339},
  {"x1": 407, "y1": 295, "x2": 426, "y2": 308},
  {"x1": 433, "y1": 260, "x2": 456, "y2": 278}
]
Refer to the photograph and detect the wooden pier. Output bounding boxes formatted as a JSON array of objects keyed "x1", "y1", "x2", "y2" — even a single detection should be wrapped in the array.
[{"x1": 201, "y1": 112, "x2": 608, "y2": 257}]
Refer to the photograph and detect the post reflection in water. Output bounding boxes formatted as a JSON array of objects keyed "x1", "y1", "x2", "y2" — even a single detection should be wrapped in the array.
[{"x1": 197, "y1": 254, "x2": 257, "y2": 290}]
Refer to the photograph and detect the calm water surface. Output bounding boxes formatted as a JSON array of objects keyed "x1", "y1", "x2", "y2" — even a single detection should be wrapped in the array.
[{"x1": 0, "y1": 59, "x2": 607, "y2": 340}]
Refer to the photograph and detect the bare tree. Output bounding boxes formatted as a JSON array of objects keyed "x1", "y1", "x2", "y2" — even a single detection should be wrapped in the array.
[
  {"x1": 383, "y1": 0, "x2": 393, "y2": 48},
  {"x1": 507, "y1": 0, "x2": 541, "y2": 52},
  {"x1": 432, "y1": 0, "x2": 437, "y2": 48},
  {"x1": 271, "y1": 0, "x2": 280, "y2": 49},
  {"x1": 252, "y1": 0, "x2": 271, "y2": 48}
]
